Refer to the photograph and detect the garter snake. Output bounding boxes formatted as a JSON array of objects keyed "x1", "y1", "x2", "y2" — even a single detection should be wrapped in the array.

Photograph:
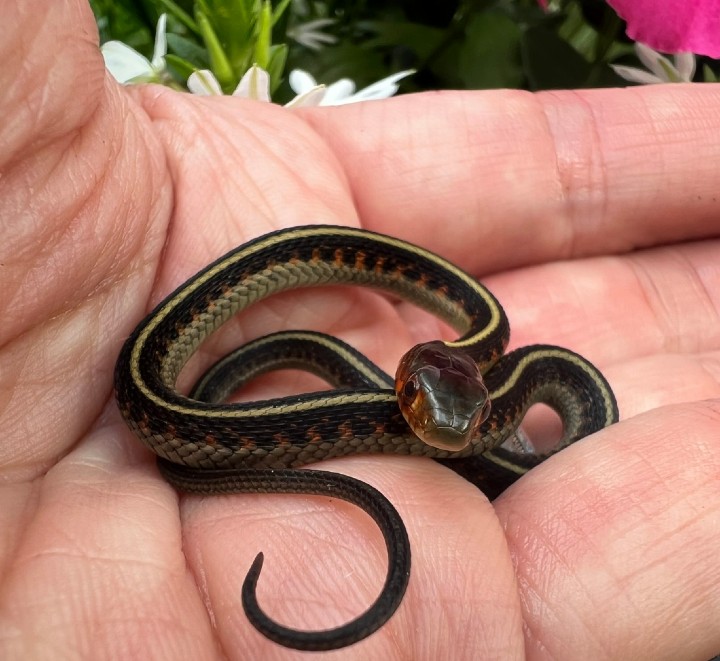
[{"x1": 114, "y1": 224, "x2": 618, "y2": 651}]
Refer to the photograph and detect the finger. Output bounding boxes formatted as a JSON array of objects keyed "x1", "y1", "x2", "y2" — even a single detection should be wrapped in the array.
[
  {"x1": 0, "y1": 0, "x2": 101, "y2": 167},
  {"x1": 300, "y1": 85, "x2": 720, "y2": 273},
  {"x1": 485, "y1": 239, "x2": 720, "y2": 359},
  {"x1": 132, "y1": 91, "x2": 361, "y2": 297},
  {"x1": 0, "y1": 0, "x2": 171, "y2": 473},
  {"x1": 0, "y1": 427, "x2": 215, "y2": 657},
  {"x1": 495, "y1": 400, "x2": 720, "y2": 661}
]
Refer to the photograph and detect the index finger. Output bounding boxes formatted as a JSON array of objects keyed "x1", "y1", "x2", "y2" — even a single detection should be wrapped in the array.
[{"x1": 299, "y1": 85, "x2": 720, "y2": 273}]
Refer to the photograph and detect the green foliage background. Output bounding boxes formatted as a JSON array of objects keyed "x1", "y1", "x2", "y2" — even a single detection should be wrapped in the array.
[{"x1": 92, "y1": 0, "x2": 718, "y2": 102}]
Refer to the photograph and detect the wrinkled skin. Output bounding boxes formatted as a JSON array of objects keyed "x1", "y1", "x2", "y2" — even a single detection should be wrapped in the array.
[{"x1": 1, "y1": 2, "x2": 719, "y2": 660}]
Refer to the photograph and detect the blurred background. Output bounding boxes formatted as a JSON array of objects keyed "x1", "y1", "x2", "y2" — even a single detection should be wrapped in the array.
[{"x1": 91, "y1": 0, "x2": 720, "y2": 103}]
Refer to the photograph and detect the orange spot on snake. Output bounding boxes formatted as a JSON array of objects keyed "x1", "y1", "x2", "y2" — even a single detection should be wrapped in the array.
[
  {"x1": 354, "y1": 250, "x2": 367, "y2": 270},
  {"x1": 306, "y1": 426, "x2": 323, "y2": 444},
  {"x1": 274, "y1": 433, "x2": 292, "y2": 447},
  {"x1": 338, "y1": 422, "x2": 355, "y2": 441},
  {"x1": 240, "y1": 436, "x2": 256, "y2": 450}
]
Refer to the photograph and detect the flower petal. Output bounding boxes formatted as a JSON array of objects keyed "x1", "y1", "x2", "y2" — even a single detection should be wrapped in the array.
[
  {"x1": 101, "y1": 41, "x2": 152, "y2": 83},
  {"x1": 297, "y1": 18, "x2": 336, "y2": 31},
  {"x1": 634, "y1": 42, "x2": 675, "y2": 80},
  {"x1": 288, "y1": 69, "x2": 318, "y2": 94},
  {"x1": 151, "y1": 14, "x2": 167, "y2": 68},
  {"x1": 674, "y1": 52, "x2": 696, "y2": 81},
  {"x1": 607, "y1": 0, "x2": 720, "y2": 58},
  {"x1": 285, "y1": 85, "x2": 327, "y2": 108},
  {"x1": 610, "y1": 64, "x2": 663, "y2": 85},
  {"x1": 333, "y1": 69, "x2": 415, "y2": 105},
  {"x1": 187, "y1": 69, "x2": 223, "y2": 95},
  {"x1": 322, "y1": 78, "x2": 356, "y2": 104},
  {"x1": 288, "y1": 18, "x2": 338, "y2": 51},
  {"x1": 234, "y1": 65, "x2": 271, "y2": 101}
]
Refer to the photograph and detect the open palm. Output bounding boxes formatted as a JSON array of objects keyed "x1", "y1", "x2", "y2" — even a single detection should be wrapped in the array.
[{"x1": 1, "y1": 3, "x2": 719, "y2": 660}]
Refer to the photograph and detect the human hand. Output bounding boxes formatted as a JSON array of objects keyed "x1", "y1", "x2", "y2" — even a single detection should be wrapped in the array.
[{"x1": 1, "y1": 2, "x2": 718, "y2": 659}]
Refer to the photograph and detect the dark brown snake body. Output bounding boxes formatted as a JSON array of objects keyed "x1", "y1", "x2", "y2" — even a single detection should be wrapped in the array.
[{"x1": 114, "y1": 225, "x2": 618, "y2": 650}]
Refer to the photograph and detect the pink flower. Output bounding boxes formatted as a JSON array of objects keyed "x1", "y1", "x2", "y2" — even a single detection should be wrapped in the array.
[
  {"x1": 609, "y1": 0, "x2": 720, "y2": 58},
  {"x1": 539, "y1": 1, "x2": 720, "y2": 58}
]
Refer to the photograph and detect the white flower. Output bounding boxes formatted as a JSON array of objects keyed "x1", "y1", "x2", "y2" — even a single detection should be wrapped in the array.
[
  {"x1": 611, "y1": 43, "x2": 695, "y2": 84},
  {"x1": 287, "y1": 69, "x2": 415, "y2": 106},
  {"x1": 287, "y1": 18, "x2": 338, "y2": 51},
  {"x1": 186, "y1": 69, "x2": 224, "y2": 96},
  {"x1": 101, "y1": 14, "x2": 168, "y2": 84},
  {"x1": 187, "y1": 65, "x2": 270, "y2": 101},
  {"x1": 187, "y1": 66, "x2": 414, "y2": 108}
]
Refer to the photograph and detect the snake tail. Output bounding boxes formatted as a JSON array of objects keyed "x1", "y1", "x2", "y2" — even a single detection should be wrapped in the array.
[{"x1": 157, "y1": 459, "x2": 410, "y2": 651}]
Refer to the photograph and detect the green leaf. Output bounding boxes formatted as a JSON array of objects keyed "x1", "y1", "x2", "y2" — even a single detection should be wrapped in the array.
[
  {"x1": 360, "y1": 20, "x2": 445, "y2": 62},
  {"x1": 204, "y1": 0, "x2": 253, "y2": 45},
  {"x1": 253, "y1": 0, "x2": 272, "y2": 69},
  {"x1": 156, "y1": 0, "x2": 199, "y2": 34},
  {"x1": 271, "y1": 0, "x2": 292, "y2": 27},
  {"x1": 459, "y1": 12, "x2": 523, "y2": 89},
  {"x1": 557, "y1": 1, "x2": 599, "y2": 61},
  {"x1": 703, "y1": 64, "x2": 718, "y2": 83},
  {"x1": 196, "y1": 9, "x2": 235, "y2": 88},
  {"x1": 215, "y1": 0, "x2": 251, "y2": 29},
  {"x1": 521, "y1": 25, "x2": 593, "y2": 90},
  {"x1": 658, "y1": 57, "x2": 682, "y2": 82},
  {"x1": 267, "y1": 43, "x2": 288, "y2": 93},
  {"x1": 200, "y1": 0, "x2": 256, "y2": 73},
  {"x1": 166, "y1": 33, "x2": 210, "y2": 68},
  {"x1": 91, "y1": 0, "x2": 153, "y2": 53},
  {"x1": 165, "y1": 53, "x2": 197, "y2": 81},
  {"x1": 287, "y1": 42, "x2": 385, "y2": 89}
]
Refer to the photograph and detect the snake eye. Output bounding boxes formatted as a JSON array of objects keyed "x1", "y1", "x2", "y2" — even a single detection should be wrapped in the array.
[{"x1": 402, "y1": 378, "x2": 417, "y2": 400}]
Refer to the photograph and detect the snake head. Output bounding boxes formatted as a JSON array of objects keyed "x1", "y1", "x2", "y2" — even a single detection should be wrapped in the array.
[{"x1": 395, "y1": 341, "x2": 491, "y2": 451}]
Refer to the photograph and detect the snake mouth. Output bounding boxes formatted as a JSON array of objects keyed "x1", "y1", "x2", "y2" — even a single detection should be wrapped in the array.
[{"x1": 411, "y1": 395, "x2": 491, "y2": 451}]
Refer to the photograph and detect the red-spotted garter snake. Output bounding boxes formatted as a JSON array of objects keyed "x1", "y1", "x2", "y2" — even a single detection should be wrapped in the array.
[{"x1": 114, "y1": 224, "x2": 618, "y2": 651}]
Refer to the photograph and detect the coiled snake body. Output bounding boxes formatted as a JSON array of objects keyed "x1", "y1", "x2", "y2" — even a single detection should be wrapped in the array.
[{"x1": 114, "y1": 225, "x2": 618, "y2": 650}]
